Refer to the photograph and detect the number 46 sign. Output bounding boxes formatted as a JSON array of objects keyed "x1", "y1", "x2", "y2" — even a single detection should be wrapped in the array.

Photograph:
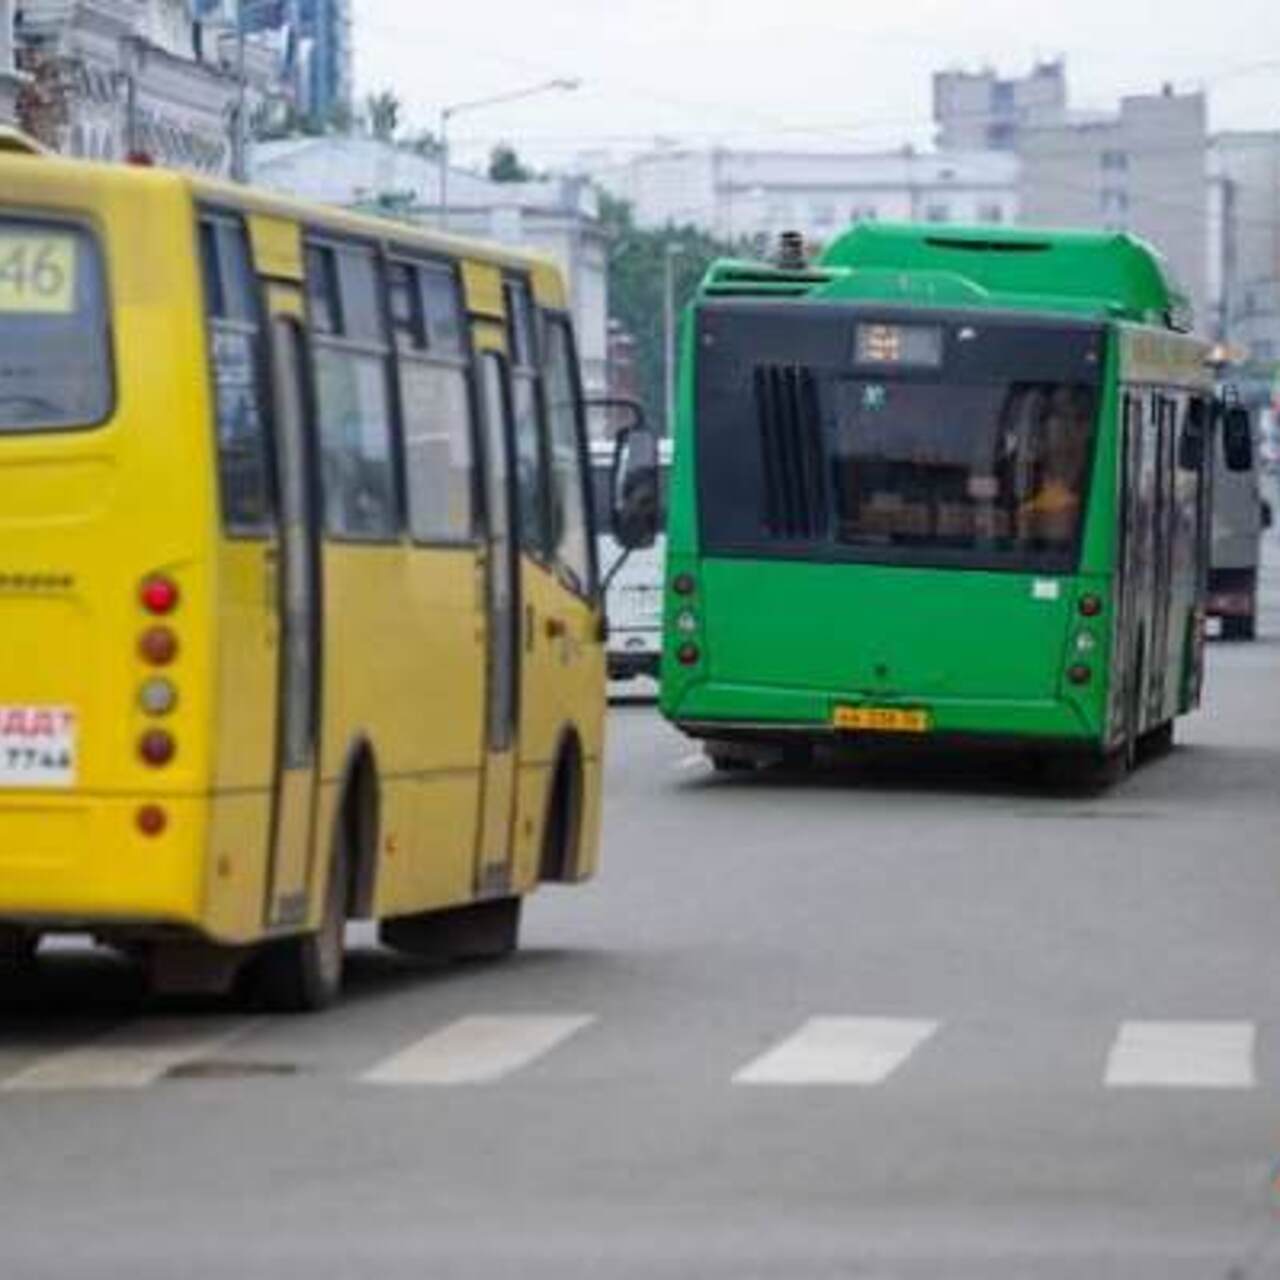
[{"x1": 0, "y1": 233, "x2": 77, "y2": 315}]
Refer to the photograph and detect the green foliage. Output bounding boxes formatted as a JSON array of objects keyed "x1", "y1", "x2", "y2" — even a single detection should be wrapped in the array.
[
  {"x1": 600, "y1": 192, "x2": 751, "y2": 434},
  {"x1": 365, "y1": 90, "x2": 402, "y2": 141},
  {"x1": 488, "y1": 143, "x2": 534, "y2": 183},
  {"x1": 326, "y1": 100, "x2": 354, "y2": 134},
  {"x1": 406, "y1": 130, "x2": 444, "y2": 159}
]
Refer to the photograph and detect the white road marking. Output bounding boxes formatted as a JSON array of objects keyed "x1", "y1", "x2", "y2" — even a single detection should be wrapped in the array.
[
  {"x1": 1, "y1": 1017, "x2": 260, "y2": 1092},
  {"x1": 1104, "y1": 1021, "x2": 1257, "y2": 1089},
  {"x1": 734, "y1": 1017, "x2": 939, "y2": 1086},
  {"x1": 362, "y1": 1015, "x2": 595, "y2": 1085}
]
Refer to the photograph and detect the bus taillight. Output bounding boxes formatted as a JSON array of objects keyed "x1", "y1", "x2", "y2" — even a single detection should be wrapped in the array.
[
  {"x1": 140, "y1": 575, "x2": 180, "y2": 615},
  {"x1": 139, "y1": 729, "x2": 176, "y2": 767},
  {"x1": 1066, "y1": 663, "x2": 1092, "y2": 686},
  {"x1": 673, "y1": 573, "x2": 696, "y2": 596},
  {"x1": 138, "y1": 678, "x2": 177, "y2": 716},
  {"x1": 1078, "y1": 594, "x2": 1103, "y2": 617},
  {"x1": 676, "y1": 643, "x2": 700, "y2": 666},
  {"x1": 139, "y1": 627, "x2": 178, "y2": 666},
  {"x1": 136, "y1": 805, "x2": 167, "y2": 837}
]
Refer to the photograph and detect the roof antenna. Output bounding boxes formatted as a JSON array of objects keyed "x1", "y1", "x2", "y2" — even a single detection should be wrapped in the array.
[{"x1": 775, "y1": 230, "x2": 807, "y2": 271}]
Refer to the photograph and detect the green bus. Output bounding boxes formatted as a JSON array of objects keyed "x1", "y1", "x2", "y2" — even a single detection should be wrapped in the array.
[{"x1": 658, "y1": 223, "x2": 1254, "y2": 782}]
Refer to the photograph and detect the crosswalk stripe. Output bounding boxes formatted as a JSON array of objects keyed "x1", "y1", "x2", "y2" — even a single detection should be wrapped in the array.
[
  {"x1": 733, "y1": 1017, "x2": 939, "y2": 1086},
  {"x1": 0, "y1": 1017, "x2": 260, "y2": 1092},
  {"x1": 1104, "y1": 1020, "x2": 1256, "y2": 1089},
  {"x1": 362, "y1": 1014, "x2": 595, "y2": 1086}
]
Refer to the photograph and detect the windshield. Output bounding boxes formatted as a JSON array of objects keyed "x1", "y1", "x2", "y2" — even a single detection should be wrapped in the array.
[
  {"x1": 831, "y1": 378, "x2": 1096, "y2": 555},
  {"x1": 0, "y1": 219, "x2": 112, "y2": 432},
  {"x1": 696, "y1": 303, "x2": 1104, "y2": 572}
]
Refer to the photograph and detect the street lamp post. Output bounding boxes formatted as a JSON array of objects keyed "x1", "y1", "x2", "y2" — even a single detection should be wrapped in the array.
[
  {"x1": 438, "y1": 77, "x2": 579, "y2": 232},
  {"x1": 663, "y1": 242, "x2": 682, "y2": 436},
  {"x1": 231, "y1": 0, "x2": 247, "y2": 182}
]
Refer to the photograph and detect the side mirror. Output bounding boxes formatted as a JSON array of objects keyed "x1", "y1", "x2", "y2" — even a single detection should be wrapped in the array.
[
  {"x1": 584, "y1": 396, "x2": 646, "y2": 441},
  {"x1": 1222, "y1": 405, "x2": 1254, "y2": 473},
  {"x1": 1178, "y1": 399, "x2": 1207, "y2": 471},
  {"x1": 611, "y1": 423, "x2": 660, "y2": 551}
]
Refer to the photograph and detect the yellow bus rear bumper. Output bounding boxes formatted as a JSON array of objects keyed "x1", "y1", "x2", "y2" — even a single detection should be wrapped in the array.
[{"x1": 0, "y1": 794, "x2": 209, "y2": 934}]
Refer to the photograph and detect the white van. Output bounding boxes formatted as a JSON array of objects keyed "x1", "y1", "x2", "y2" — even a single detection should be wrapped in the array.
[
  {"x1": 1208, "y1": 408, "x2": 1273, "y2": 640},
  {"x1": 591, "y1": 438, "x2": 672, "y2": 680}
]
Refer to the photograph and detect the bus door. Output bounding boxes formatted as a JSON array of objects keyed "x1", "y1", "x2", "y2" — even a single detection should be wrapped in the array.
[
  {"x1": 474, "y1": 327, "x2": 520, "y2": 896},
  {"x1": 1147, "y1": 396, "x2": 1176, "y2": 719},
  {"x1": 262, "y1": 282, "x2": 321, "y2": 927},
  {"x1": 1113, "y1": 391, "x2": 1146, "y2": 743}
]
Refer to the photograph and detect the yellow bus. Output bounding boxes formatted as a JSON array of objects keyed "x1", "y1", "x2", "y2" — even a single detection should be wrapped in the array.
[{"x1": 0, "y1": 138, "x2": 656, "y2": 1009}]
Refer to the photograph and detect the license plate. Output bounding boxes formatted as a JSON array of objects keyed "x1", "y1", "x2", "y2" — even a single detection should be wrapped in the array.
[
  {"x1": 832, "y1": 705, "x2": 931, "y2": 733},
  {"x1": 0, "y1": 706, "x2": 78, "y2": 788}
]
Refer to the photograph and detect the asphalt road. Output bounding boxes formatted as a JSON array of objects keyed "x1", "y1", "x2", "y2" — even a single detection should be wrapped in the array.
[{"x1": 1, "y1": 542, "x2": 1278, "y2": 1279}]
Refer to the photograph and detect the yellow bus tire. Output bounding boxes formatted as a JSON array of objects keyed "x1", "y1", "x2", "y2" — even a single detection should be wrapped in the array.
[
  {"x1": 0, "y1": 926, "x2": 40, "y2": 968},
  {"x1": 380, "y1": 897, "x2": 521, "y2": 963},
  {"x1": 249, "y1": 828, "x2": 349, "y2": 1013}
]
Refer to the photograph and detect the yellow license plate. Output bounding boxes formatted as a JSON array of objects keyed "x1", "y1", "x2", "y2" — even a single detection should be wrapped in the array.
[
  {"x1": 832, "y1": 706, "x2": 931, "y2": 733},
  {"x1": 0, "y1": 233, "x2": 77, "y2": 315}
]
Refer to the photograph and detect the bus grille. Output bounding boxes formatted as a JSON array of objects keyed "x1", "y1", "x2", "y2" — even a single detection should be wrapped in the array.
[{"x1": 753, "y1": 364, "x2": 826, "y2": 539}]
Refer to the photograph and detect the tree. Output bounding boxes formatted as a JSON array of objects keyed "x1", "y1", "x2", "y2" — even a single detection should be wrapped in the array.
[
  {"x1": 406, "y1": 129, "x2": 444, "y2": 160},
  {"x1": 326, "y1": 99, "x2": 355, "y2": 135},
  {"x1": 600, "y1": 193, "x2": 749, "y2": 434},
  {"x1": 488, "y1": 143, "x2": 533, "y2": 183},
  {"x1": 365, "y1": 90, "x2": 401, "y2": 141}
]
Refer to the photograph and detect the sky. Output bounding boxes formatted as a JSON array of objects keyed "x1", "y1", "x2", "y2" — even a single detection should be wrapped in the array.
[{"x1": 355, "y1": 0, "x2": 1280, "y2": 170}]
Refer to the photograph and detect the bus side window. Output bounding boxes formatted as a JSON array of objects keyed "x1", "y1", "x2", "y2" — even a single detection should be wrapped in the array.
[
  {"x1": 505, "y1": 278, "x2": 552, "y2": 558},
  {"x1": 541, "y1": 313, "x2": 594, "y2": 596},
  {"x1": 200, "y1": 214, "x2": 274, "y2": 535},
  {"x1": 394, "y1": 259, "x2": 477, "y2": 544},
  {"x1": 307, "y1": 242, "x2": 400, "y2": 541}
]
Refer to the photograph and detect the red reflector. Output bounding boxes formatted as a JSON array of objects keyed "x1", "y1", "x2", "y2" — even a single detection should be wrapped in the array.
[
  {"x1": 676, "y1": 642, "x2": 700, "y2": 667},
  {"x1": 139, "y1": 729, "x2": 176, "y2": 767},
  {"x1": 139, "y1": 627, "x2": 179, "y2": 666},
  {"x1": 1066, "y1": 663, "x2": 1092, "y2": 686},
  {"x1": 140, "y1": 576, "x2": 179, "y2": 615},
  {"x1": 136, "y1": 805, "x2": 167, "y2": 836},
  {"x1": 1078, "y1": 594, "x2": 1103, "y2": 618}
]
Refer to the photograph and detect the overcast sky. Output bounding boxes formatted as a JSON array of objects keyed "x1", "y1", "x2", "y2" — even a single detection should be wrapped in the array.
[{"x1": 355, "y1": 1, "x2": 1279, "y2": 169}]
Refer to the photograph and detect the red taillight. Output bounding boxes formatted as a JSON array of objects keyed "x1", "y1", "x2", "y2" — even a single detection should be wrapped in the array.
[
  {"x1": 1078, "y1": 594, "x2": 1103, "y2": 618},
  {"x1": 136, "y1": 805, "x2": 167, "y2": 836},
  {"x1": 140, "y1": 576, "x2": 179, "y2": 615},
  {"x1": 139, "y1": 627, "x2": 178, "y2": 666},
  {"x1": 1067, "y1": 663, "x2": 1092, "y2": 686},
  {"x1": 676, "y1": 642, "x2": 700, "y2": 667},
  {"x1": 139, "y1": 729, "x2": 176, "y2": 767},
  {"x1": 673, "y1": 573, "x2": 696, "y2": 597}
]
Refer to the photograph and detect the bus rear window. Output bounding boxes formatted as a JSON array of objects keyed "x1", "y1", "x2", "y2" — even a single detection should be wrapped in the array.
[{"x1": 0, "y1": 219, "x2": 111, "y2": 432}]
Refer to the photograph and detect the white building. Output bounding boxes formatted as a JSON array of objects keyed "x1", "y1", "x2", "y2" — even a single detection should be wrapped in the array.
[
  {"x1": 1, "y1": 0, "x2": 22, "y2": 123},
  {"x1": 12, "y1": 0, "x2": 288, "y2": 174},
  {"x1": 253, "y1": 135, "x2": 611, "y2": 395},
  {"x1": 1209, "y1": 131, "x2": 1280, "y2": 369},
  {"x1": 933, "y1": 61, "x2": 1067, "y2": 152},
  {"x1": 1019, "y1": 88, "x2": 1209, "y2": 331},
  {"x1": 583, "y1": 144, "x2": 1019, "y2": 246}
]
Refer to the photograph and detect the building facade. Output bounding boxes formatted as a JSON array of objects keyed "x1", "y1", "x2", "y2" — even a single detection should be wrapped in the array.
[
  {"x1": 1, "y1": 0, "x2": 22, "y2": 123},
  {"x1": 1209, "y1": 131, "x2": 1280, "y2": 374},
  {"x1": 1019, "y1": 87, "x2": 1209, "y2": 331},
  {"x1": 933, "y1": 61, "x2": 1067, "y2": 152},
  {"x1": 12, "y1": 0, "x2": 288, "y2": 174},
  {"x1": 199, "y1": 0, "x2": 350, "y2": 123},
  {"x1": 585, "y1": 144, "x2": 1020, "y2": 245},
  {"x1": 253, "y1": 136, "x2": 611, "y2": 396}
]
